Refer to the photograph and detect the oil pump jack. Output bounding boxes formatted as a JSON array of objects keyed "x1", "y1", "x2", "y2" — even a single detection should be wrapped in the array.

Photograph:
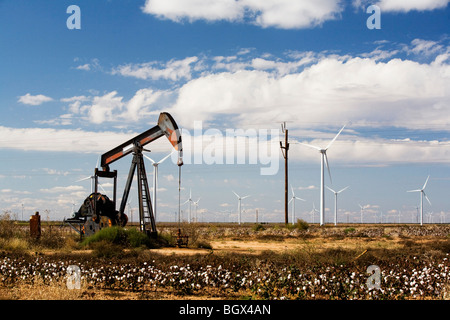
[{"x1": 65, "y1": 112, "x2": 183, "y2": 238}]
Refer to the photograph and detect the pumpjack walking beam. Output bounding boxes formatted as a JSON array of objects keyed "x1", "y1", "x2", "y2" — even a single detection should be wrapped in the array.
[{"x1": 98, "y1": 112, "x2": 183, "y2": 236}]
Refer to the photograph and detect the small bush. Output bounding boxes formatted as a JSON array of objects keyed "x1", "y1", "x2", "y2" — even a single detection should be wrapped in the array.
[
  {"x1": 91, "y1": 240, "x2": 124, "y2": 258},
  {"x1": 344, "y1": 227, "x2": 355, "y2": 234},
  {"x1": 158, "y1": 231, "x2": 176, "y2": 246},
  {"x1": 81, "y1": 226, "x2": 128, "y2": 247},
  {"x1": 0, "y1": 212, "x2": 22, "y2": 239},
  {"x1": 193, "y1": 240, "x2": 213, "y2": 250},
  {"x1": 295, "y1": 219, "x2": 309, "y2": 230},
  {"x1": 253, "y1": 223, "x2": 265, "y2": 232},
  {"x1": 126, "y1": 228, "x2": 152, "y2": 248},
  {"x1": 0, "y1": 237, "x2": 28, "y2": 253},
  {"x1": 81, "y1": 226, "x2": 172, "y2": 249}
]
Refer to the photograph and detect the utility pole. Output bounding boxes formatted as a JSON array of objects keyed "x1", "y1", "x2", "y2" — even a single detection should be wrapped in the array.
[{"x1": 280, "y1": 122, "x2": 289, "y2": 224}]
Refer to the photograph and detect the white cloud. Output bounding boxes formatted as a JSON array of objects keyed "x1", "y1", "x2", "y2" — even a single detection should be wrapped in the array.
[
  {"x1": 409, "y1": 39, "x2": 444, "y2": 56},
  {"x1": 18, "y1": 93, "x2": 53, "y2": 106},
  {"x1": 76, "y1": 64, "x2": 91, "y2": 71},
  {"x1": 169, "y1": 51, "x2": 450, "y2": 131},
  {"x1": 112, "y1": 56, "x2": 199, "y2": 81},
  {"x1": 142, "y1": 0, "x2": 344, "y2": 29},
  {"x1": 375, "y1": 0, "x2": 450, "y2": 12},
  {"x1": 61, "y1": 96, "x2": 89, "y2": 103},
  {"x1": 40, "y1": 185, "x2": 84, "y2": 193},
  {"x1": 0, "y1": 125, "x2": 179, "y2": 157},
  {"x1": 142, "y1": 0, "x2": 244, "y2": 22},
  {"x1": 164, "y1": 174, "x2": 175, "y2": 182},
  {"x1": 86, "y1": 91, "x2": 124, "y2": 124},
  {"x1": 241, "y1": 0, "x2": 344, "y2": 29}
]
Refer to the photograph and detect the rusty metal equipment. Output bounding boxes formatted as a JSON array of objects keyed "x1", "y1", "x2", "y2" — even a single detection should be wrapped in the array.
[
  {"x1": 30, "y1": 211, "x2": 41, "y2": 239},
  {"x1": 65, "y1": 112, "x2": 183, "y2": 238},
  {"x1": 176, "y1": 228, "x2": 189, "y2": 247}
]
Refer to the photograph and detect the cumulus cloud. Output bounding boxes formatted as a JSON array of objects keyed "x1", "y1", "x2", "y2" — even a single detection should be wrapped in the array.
[
  {"x1": 142, "y1": 0, "x2": 344, "y2": 29},
  {"x1": 87, "y1": 91, "x2": 124, "y2": 124},
  {"x1": 18, "y1": 93, "x2": 53, "y2": 106},
  {"x1": 169, "y1": 50, "x2": 450, "y2": 131}
]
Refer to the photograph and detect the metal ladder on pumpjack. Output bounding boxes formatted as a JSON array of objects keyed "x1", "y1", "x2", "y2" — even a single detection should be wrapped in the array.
[{"x1": 137, "y1": 153, "x2": 157, "y2": 237}]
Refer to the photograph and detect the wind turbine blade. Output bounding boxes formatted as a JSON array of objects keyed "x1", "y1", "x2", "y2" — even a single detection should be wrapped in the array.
[
  {"x1": 288, "y1": 198, "x2": 293, "y2": 204},
  {"x1": 324, "y1": 153, "x2": 332, "y2": 184},
  {"x1": 407, "y1": 189, "x2": 421, "y2": 193},
  {"x1": 98, "y1": 183, "x2": 107, "y2": 194},
  {"x1": 291, "y1": 184, "x2": 295, "y2": 196},
  {"x1": 76, "y1": 176, "x2": 92, "y2": 182},
  {"x1": 298, "y1": 142, "x2": 322, "y2": 151},
  {"x1": 326, "y1": 186, "x2": 336, "y2": 193},
  {"x1": 295, "y1": 196, "x2": 306, "y2": 201},
  {"x1": 241, "y1": 195, "x2": 251, "y2": 199},
  {"x1": 143, "y1": 154, "x2": 156, "y2": 164},
  {"x1": 232, "y1": 190, "x2": 240, "y2": 198},
  {"x1": 424, "y1": 192, "x2": 432, "y2": 206},
  {"x1": 338, "y1": 186, "x2": 349, "y2": 194},
  {"x1": 325, "y1": 124, "x2": 346, "y2": 150},
  {"x1": 158, "y1": 151, "x2": 173, "y2": 164},
  {"x1": 422, "y1": 175, "x2": 430, "y2": 190},
  {"x1": 182, "y1": 199, "x2": 190, "y2": 205},
  {"x1": 96, "y1": 155, "x2": 101, "y2": 169}
]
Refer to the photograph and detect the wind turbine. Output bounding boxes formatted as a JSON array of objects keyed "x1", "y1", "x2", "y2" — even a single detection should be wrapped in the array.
[
  {"x1": 193, "y1": 197, "x2": 201, "y2": 222},
  {"x1": 143, "y1": 151, "x2": 173, "y2": 222},
  {"x1": 289, "y1": 185, "x2": 305, "y2": 225},
  {"x1": 76, "y1": 175, "x2": 107, "y2": 194},
  {"x1": 358, "y1": 204, "x2": 369, "y2": 224},
  {"x1": 309, "y1": 203, "x2": 319, "y2": 224},
  {"x1": 232, "y1": 190, "x2": 250, "y2": 225},
  {"x1": 299, "y1": 124, "x2": 347, "y2": 226},
  {"x1": 75, "y1": 155, "x2": 103, "y2": 193},
  {"x1": 182, "y1": 189, "x2": 194, "y2": 223},
  {"x1": 407, "y1": 175, "x2": 431, "y2": 226},
  {"x1": 326, "y1": 185, "x2": 349, "y2": 226}
]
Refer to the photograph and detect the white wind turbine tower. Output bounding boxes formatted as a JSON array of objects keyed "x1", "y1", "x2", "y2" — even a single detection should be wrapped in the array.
[
  {"x1": 326, "y1": 185, "x2": 349, "y2": 226},
  {"x1": 232, "y1": 191, "x2": 250, "y2": 225},
  {"x1": 407, "y1": 175, "x2": 431, "y2": 226},
  {"x1": 289, "y1": 185, "x2": 305, "y2": 225},
  {"x1": 143, "y1": 151, "x2": 173, "y2": 222},
  {"x1": 299, "y1": 124, "x2": 347, "y2": 226},
  {"x1": 182, "y1": 189, "x2": 194, "y2": 223}
]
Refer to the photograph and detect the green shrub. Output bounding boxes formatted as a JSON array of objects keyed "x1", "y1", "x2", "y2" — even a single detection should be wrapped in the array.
[
  {"x1": 344, "y1": 227, "x2": 355, "y2": 234},
  {"x1": 158, "y1": 231, "x2": 176, "y2": 246},
  {"x1": 126, "y1": 228, "x2": 152, "y2": 248},
  {"x1": 91, "y1": 240, "x2": 124, "y2": 258},
  {"x1": 81, "y1": 226, "x2": 173, "y2": 249},
  {"x1": 253, "y1": 223, "x2": 265, "y2": 232},
  {"x1": 81, "y1": 226, "x2": 128, "y2": 247},
  {"x1": 295, "y1": 219, "x2": 309, "y2": 230}
]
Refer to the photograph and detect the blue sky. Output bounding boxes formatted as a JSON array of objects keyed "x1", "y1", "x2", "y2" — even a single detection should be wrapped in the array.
[{"x1": 0, "y1": 0, "x2": 449, "y2": 224}]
